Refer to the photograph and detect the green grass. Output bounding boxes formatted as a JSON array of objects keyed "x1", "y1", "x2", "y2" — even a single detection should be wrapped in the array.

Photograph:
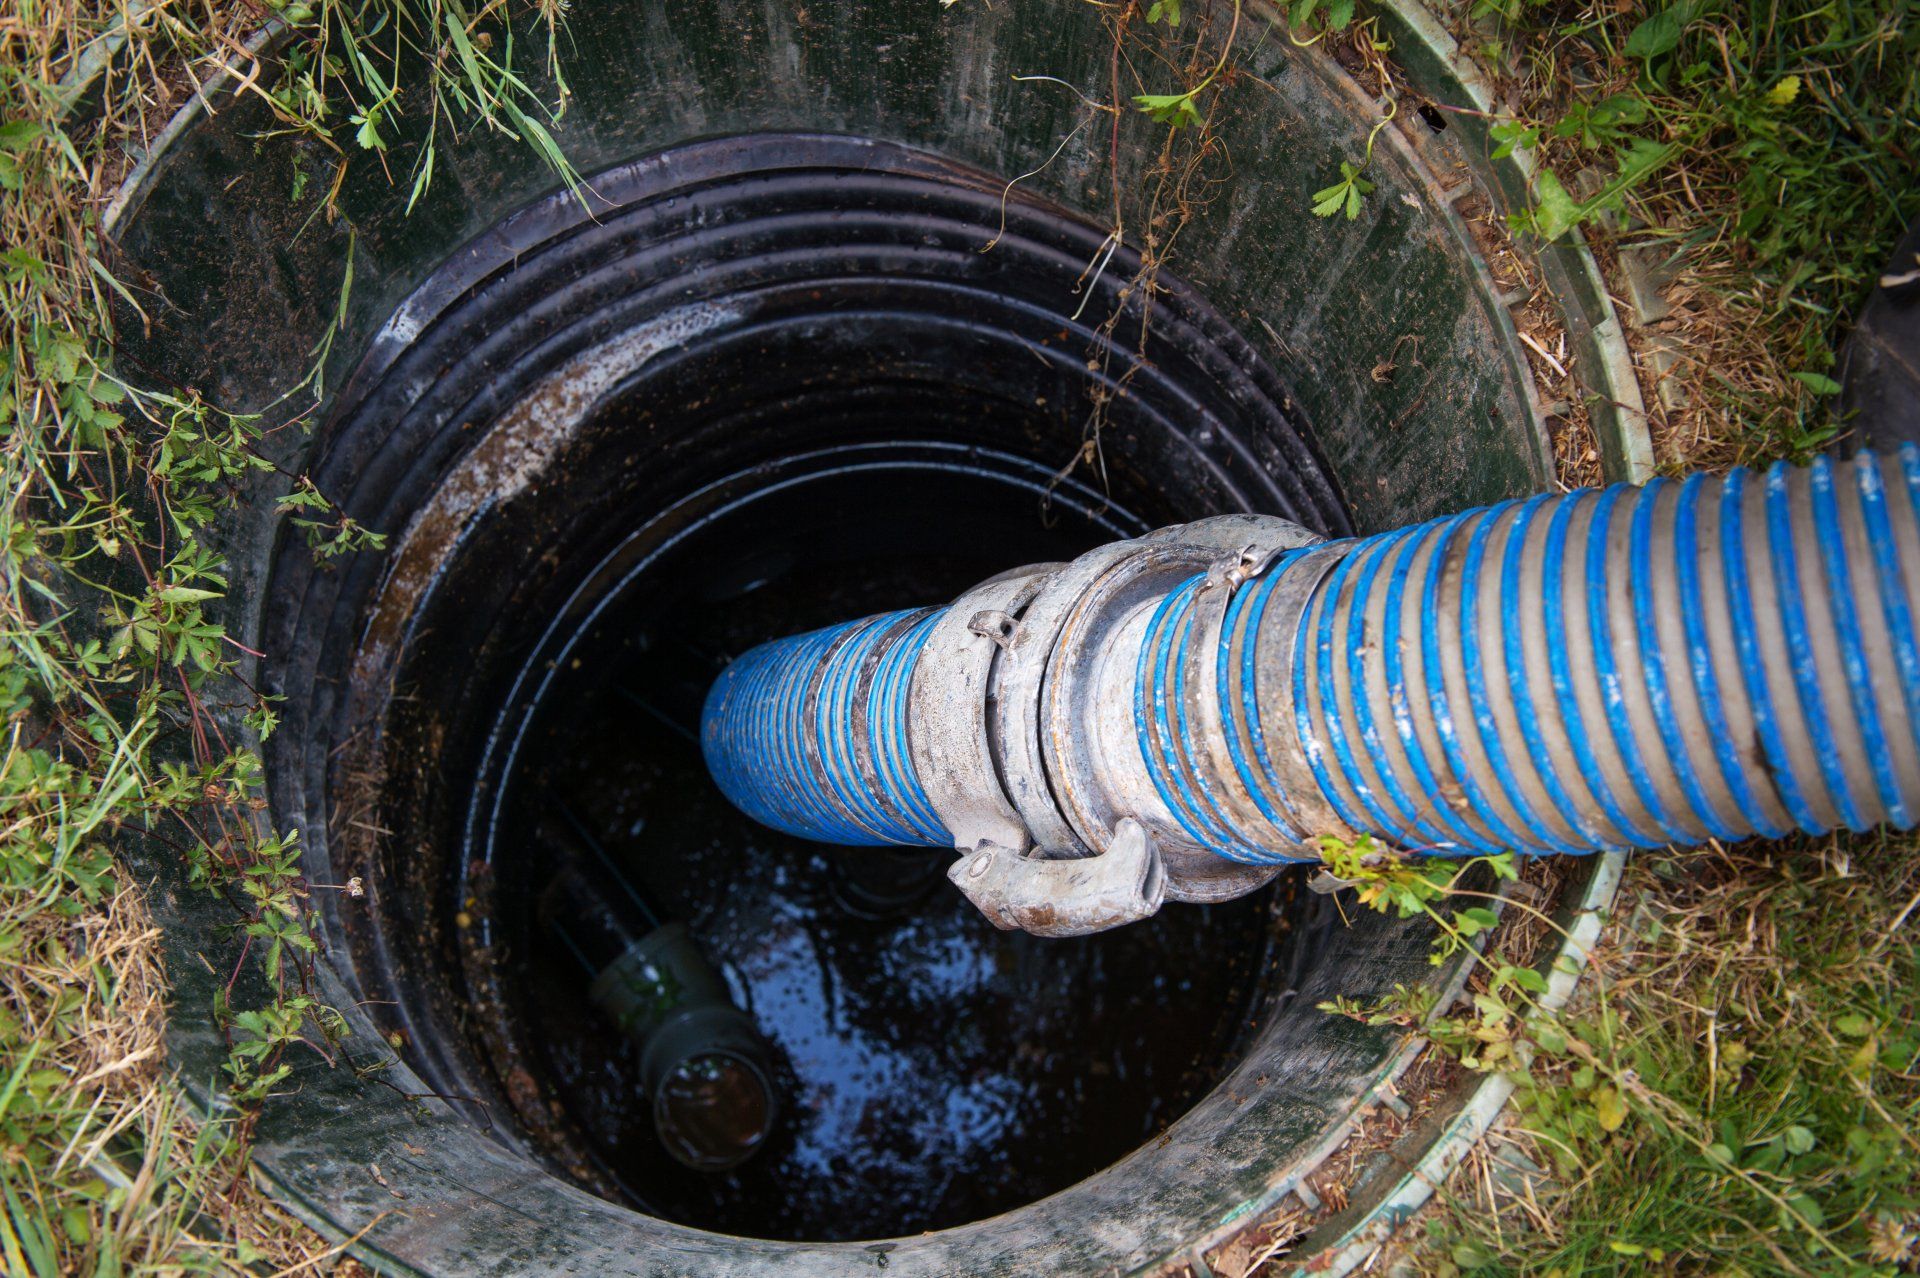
[
  {"x1": 1310, "y1": 835, "x2": 1918, "y2": 1274},
  {"x1": 1325, "y1": 5, "x2": 1920, "y2": 1271},
  {"x1": 1408, "y1": 834, "x2": 1920, "y2": 1275},
  {"x1": 1470, "y1": 0, "x2": 1919, "y2": 464},
  {"x1": 1, "y1": 0, "x2": 575, "y2": 1269},
  {"x1": 1310, "y1": 826, "x2": 1917, "y2": 1274}
]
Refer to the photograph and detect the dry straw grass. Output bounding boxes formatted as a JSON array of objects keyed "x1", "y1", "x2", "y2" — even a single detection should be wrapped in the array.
[
  {"x1": 1424, "y1": 834, "x2": 1920, "y2": 1275},
  {"x1": 1, "y1": 0, "x2": 371, "y2": 1269},
  {"x1": 0, "y1": 871, "x2": 361, "y2": 1271}
]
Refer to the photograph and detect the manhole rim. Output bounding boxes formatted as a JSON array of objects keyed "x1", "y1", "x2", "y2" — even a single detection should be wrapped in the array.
[{"x1": 85, "y1": 4, "x2": 1646, "y2": 1273}]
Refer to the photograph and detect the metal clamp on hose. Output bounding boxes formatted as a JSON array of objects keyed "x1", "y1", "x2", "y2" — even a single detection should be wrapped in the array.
[{"x1": 947, "y1": 819, "x2": 1166, "y2": 938}]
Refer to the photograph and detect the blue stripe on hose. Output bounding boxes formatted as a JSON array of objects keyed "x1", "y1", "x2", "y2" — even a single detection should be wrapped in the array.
[
  {"x1": 799, "y1": 626, "x2": 860, "y2": 838},
  {"x1": 1136, "y1": 577, "x2": 1211, "y2": 851},
  {"x1": 1169, "y1": 575, "x2": 1279, "y2": 863},
  {"x1": 1135, "y1": 583, "x2": 1184, "y2": 836},
  {"x1": 878, "y1": 609, "x2": 948, "y2": 841},
  {"x1": 1165, "y1": 582, "x2": 1239, "y2": 852},
  {"x1": 779, "y1": 636, "x2": 833, "y2": 834},
  {"x1": 1380, "y1": 518, "x2": 1494, "y2": 853},
  {"x1": 1722, "y1": 468, "x2": 1822, "y2": 833},
  {"x1": 1218, "y1": 561, "x2": 1306, "y2": 844},
  {"x1": 1240, "y1": 551, "x2": 1323, "y2": 840},
  {"x1": 1160, "y1": 577, "x2": 1269, "y2": 861},
  {"x1": 1140, "y1": 575, "x2": 1252, "y2": 857},
  {"x1": 734, "y1": 643, "x2": 795, "y2": 833},
  {"x1": 1499, "y1": 494, "x2": 1615, "y2": 850},
  {"x1": 1587, "y1": 484, "x2": 1690, "y2": 842},
  {"x1": 762, "y1": 632, "x2": 816, "y2": 834},
  {"x1": 1341, "y1": 528, "x2": 1441, "y2": 841},
  {"x1": 741, "y1": 636, "x2": 808, "y2": 836},
  {"x1": 816, "y1": 622, "x2": 864, "y2": 834},
  {"x1": 867, "y1": 611, "x2": 929, "y2": 841},
  {"x1": 1673, "y1": 473, "x2": 1782, "y2": 838},
  {"x1": 711, "y1": 657, "x2": 757, "y2": 821},
  {"x1": 1810, "y1": 456, "x2": 1906, "y2": 825},
  {"x1": 1292, "y1": 559, "x2": 1376, "y2": 836},
  {"x1": 704, "y1": 659, "x2": 754, "y2": 824},
  {"x1": 785, "y1": 625, "x2": 857, "y2": 840},
  {"x1": 1460, "y1": 500, "x2": 1584, "y2": 854},
  {"x1": 1902, "y1": 444, "x2": 1920, "y2": 576},
  {"x1": 715, "y1": 611, "x2": 948, "y2": 847},
  {"x1": 743, "y1": 648, "x2": 798, "y2": 832},
  {"x1": 1175, "y1": 583, "x2": 1282, "y2": 859},
  {"x1": 1630, "y1": 480, "x2": 1743, "y2": 842},
  {"x1": 1856, "y1": 452, "x2": 1920, "y2": 764},
  {"x1": 818, "y1": 617, "x2": 894, "y2": 842},
  {"x1": 850, "y1": 611, "x2": 936, "y2": 844},
  {"x1": 1318, "y1": 532, "x2": 1418, "y2": 837},
  {"x1": 1764, "y1": 461, "x2": 1864, "y2": 830},
  {"x1": 795, "y1": 623, "x2": 875, "y2": 842},
  {"x1": 1543, "y1": 490, "x2": 1662, "y2": 848},
  {"x1": 863, "y1": 620, "x2": 909, "y2": 840},
  {"x1": 1420, "y1": 507, "x2": 1530, "y2": 852}
]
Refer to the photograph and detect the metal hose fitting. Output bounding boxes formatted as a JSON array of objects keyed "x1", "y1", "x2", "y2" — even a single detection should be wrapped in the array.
[{"x1": 701, "y1": 449, "x2": 1920, "y2": 935}]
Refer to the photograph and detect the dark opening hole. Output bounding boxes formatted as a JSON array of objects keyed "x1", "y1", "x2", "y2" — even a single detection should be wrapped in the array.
[
  {"x1": 285, "y1": 137, "x2": 1353, "y2": 1248},
  {"x1": 479, "y1": 452, "x2": 1308, "y2": 1239},
  {"x1": 1418, "y1": 102, "x2": 1449, "y2": 133}
]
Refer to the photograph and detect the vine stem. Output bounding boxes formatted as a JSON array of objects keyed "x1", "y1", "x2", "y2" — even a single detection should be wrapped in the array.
[
  {"x1": 1109, "y1": 4, "x2": 1127, "y2": 238},
  {"x1": 1187, "y1": 0, "x2": 1243, "y2": 100}
]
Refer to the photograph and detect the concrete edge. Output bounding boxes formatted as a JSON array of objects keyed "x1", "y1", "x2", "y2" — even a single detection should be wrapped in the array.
[
  {"x1": 1372, "y1": 0, "x2": 1657, "y2": 486},
  {"x1": 1274, "y1": 852, "x2": 1624, "y2": 1275}
]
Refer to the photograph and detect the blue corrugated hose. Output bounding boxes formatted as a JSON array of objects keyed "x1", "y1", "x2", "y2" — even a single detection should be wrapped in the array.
[
  {"x1": 702, "y1": 607, "x2": 948, "y2": 846},
  {"x1": 703, "y1": 449, "x2": 1920, "y2": 862}
]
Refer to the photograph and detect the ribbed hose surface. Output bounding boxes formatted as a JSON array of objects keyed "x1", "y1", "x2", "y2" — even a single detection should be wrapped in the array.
[
  {"x1": 704, "y1": 449, "x2": 1920, "y2": 865},
  {"x1": 702, "y1": 607, "x2": 950, "y2": 846},
  {"x1": 1141, "y1": 448, "x2": 1920, "y2": 861}
]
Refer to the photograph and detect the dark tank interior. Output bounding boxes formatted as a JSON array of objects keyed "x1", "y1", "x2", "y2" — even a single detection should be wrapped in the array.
[
  {"x1": 473, "y1": 453, "x2": 1313, "y2": 1240},
  {"x1": 262, "y1": 138, "x2": 1359, "y2": 1249}
]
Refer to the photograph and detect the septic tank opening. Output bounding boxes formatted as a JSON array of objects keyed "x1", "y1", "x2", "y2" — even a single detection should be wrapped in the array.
[
  {"x1": 260, "y1": 134, "x2": 1355, "y2": 1243},
  {"x1": 112, "y1": 2, "x2": 1630, "y2": 1251}
]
